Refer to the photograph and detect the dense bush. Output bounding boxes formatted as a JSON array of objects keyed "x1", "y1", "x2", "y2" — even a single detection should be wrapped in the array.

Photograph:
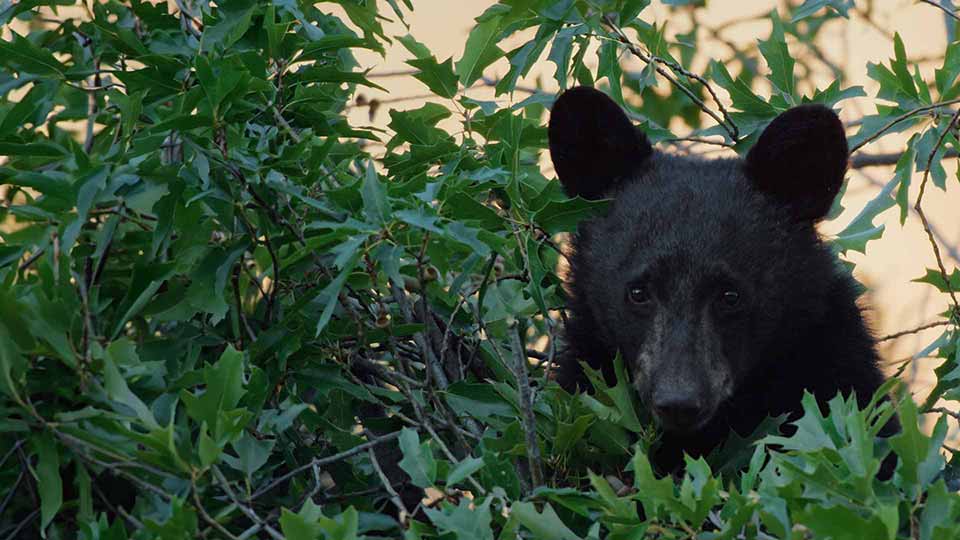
[{"x1": 2, "y1": 0, "x2": 960, "y2": 538}]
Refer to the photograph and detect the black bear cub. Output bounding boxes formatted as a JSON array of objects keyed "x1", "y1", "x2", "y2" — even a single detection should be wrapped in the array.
[{"x1": 549, "y1": 86, "x2": 898, "y2": 474}]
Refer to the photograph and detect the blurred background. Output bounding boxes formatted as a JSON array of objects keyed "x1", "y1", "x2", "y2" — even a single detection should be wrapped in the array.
[{"x1": 4, "y1": 0, "x2": 959, "y2": 433}]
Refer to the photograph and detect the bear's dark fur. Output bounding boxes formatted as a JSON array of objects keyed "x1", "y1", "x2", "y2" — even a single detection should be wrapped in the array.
[{"x1": 549, "y1": 86, "x2": 898, "y2": 474}]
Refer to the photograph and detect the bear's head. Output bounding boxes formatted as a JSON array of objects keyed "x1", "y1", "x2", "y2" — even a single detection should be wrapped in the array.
[{"x1": 549, "y1": 86, "x2": 849, "y2": 433}]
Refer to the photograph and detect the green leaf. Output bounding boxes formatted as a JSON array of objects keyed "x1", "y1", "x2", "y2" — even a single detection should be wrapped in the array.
[
  {"x1": 547, "y1": 25, "x2": 587, "y2": 90},
  {"x1": 936, "y1": 40, "x2": 960, "y2": 100},
  {"x1": 833, "y1": 177, "x2": 896, "y2": 254},
  {"x1": 0, "y1": 141, "x2": 67, "y2": 157},
  {"x1": 201, "y1": 0, "x2": 255, "y2": 51},
  {"x1": 632, "y1": 449, "x2": 677, "y2": 516},
  {"x1": 496, "y1": 27, "x2": 554, "y2": 96},
  {"x1": 181, "y1": 346, "x2": 248, "y2": 438},
  {"x1": 424, "y1": 497, "x2": 494, "y2": 540},
  {"x1": 894, "y1": 136, "x2": 918, "y2": 224},
  {"x1": 227, "y1": 432, "x2": 275, "y2": 477},
  {"x1": 890, "y1": 397, "x2": 945, "y2": 496},
  {"x1": 361, "y1": 161, "x2": 391, "y2": 224},
  {"x1": 408, "y1": 56, "x2": 459, "y2": 99},
  {"x1": 533, "y1": 197, "x2": 609, "y2": 235},
  {"x1": 33, "y1": 433, "x2": 62, "y2": 537},
  {"x1": 194, "y1": 56, "x2": 246, "y2": 117},
  {"x1": 280, "y1": 500, "x2": 326, "y2": 540},
  {"x1": 805, "y1": 81, "x2": 866, "y2": 107},
  {"x1": 445, "y1": 456, "x2": 484, "y2": 486},
  {"x1": 398, "y1": 34, "x2": 432, "y2": 59},
  {"x1": 103, "y1": 340, "x2": 160, "y2": 430},
  {"x1": 0, "y1": 32, "x2": 66, "y2": 77},
  {"x1": 709, "y1": 60, "x2": 777, "y2": 116},
  {"x1": 912, "y1": 268, "x2": 960, "y2": 292},
  {"x1": 456, "y1": 17, "x2": 505, "y2": 87},
  {"x1": 597, "y1": 41, "x2": 624, "y2": 104},
  {"x1": 920, "y1": 481, "x2": 960, "y2": 540},
  {"x1": 510, "y1": 502, "x2": 582, "y2": 540},
  {"x1": 398, "y1": 428, "x2": 437, "y2": 488},
  {"x1": 758, "y1": 15, "x2": 795, "y2": 100},
  {"x1": 315, "y1": 249, "x2": 362, "y2": 336},
  {"x1": 792, "y1": 0, "x2": 854, "y2": 22},
  {"x1": 0, "y1": 322, "x2": 24, "y2": 402},
  {"x1": 891, "y1": 33, "x2": 919, "y2": 101},
  {"x1": 198, "y1": 423, "x2": 221, "y2": 467},
  {"x1": 298, "y1": 65, "x2": 387, "y2": 91}
]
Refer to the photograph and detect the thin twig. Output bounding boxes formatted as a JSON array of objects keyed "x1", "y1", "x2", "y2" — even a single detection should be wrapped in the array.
[
  {"x1": 0, "y1": 470, "x2": 23, "y2": 519},
  {"x1": 250, "y1": 430, "x2": 402, "y2": 500},
  {"x1": 212, "y1": 466, "x2": 284, "y2": 540},
  {"x1": 2, "y1": 508, "x2": 39, "y2": 540},
  {"x1": 363, "y1": 430, "x2": 410, "y2": 520},
  {"x1": 273, "y1": 106, "x2": 302, "y2": 143},
  {"x1": 17, "y1": 249, "x2": 44, "y2": 272},
  {"x1": 193, "y1": 482, "x2": 241, "y2": 540},
  {"x1": 174, "y1": 0, "x2": 202, "y2": 39},
  {"x1": 920, "y1": 0, "x2": 960, "y2": 23},
  {"x1": 419, "y1": 422, "x2": 486, "y2": 495},
  {"x1": 92, "y1": 482, "x2": 143, "y2": 531},
  {"x1": 849, "y1": 97, "x2": 960, "y2": 153},
  {"x1": 927, "y1": 406, "x2": 960, "y2": 421},
  {"x1": 878, "y1": 320, "x2": 953, "y2": 342},
  {"x1": 664, "y1": 136, "x2": 735, "y2": 149},
  {"x1": 602, "y1": 14, "x2": 739, "y2": 141},
  {"x1": 851, "y1": 148, "x2": 959, "y2": 168},
  {"x1": 915, "y1": 108, "x2": 960, "y2": 313},
  {"x1": 0, "y1": 440, "x2": 24, "y2": 470}
]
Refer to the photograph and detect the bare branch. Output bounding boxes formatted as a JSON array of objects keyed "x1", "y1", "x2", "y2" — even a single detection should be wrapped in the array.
[
  {"x1": 878, "y1": 320, "x2": 952, "y2": 342},
  {"x1": 510, "y1": 324, "x2": 543, "y2": 489}
]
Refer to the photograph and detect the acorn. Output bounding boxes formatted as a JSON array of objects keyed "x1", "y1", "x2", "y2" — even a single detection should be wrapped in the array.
[{"x1": 402, "y1": 275, "x2": 420, "y2": 292}]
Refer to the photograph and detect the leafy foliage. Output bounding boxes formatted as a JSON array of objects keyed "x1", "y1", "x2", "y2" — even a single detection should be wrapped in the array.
[{"x1": 1, "y1": 1, "x2": 960, "y2": 539}]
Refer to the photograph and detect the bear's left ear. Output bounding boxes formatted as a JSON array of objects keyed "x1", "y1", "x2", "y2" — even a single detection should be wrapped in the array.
[
  {"x1": 549, "y1": 86, "x2": 653, "y2": 200},
  {"x1": 745, "y1": 104, "x2": 848, "y2": 221}
]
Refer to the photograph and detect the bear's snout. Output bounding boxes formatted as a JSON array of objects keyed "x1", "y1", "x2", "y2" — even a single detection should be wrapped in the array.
[{"x1": 652, "y1": 385, "x2": 708, "y2": 432}]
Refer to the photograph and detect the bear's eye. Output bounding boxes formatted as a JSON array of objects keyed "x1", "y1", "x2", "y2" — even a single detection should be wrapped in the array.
[
  {"x1": 627, "y1": 284, "x2": 651, "y2": 305},
  {"x1": 720, "y1": 290, "x2": 740, "y2": 307}
]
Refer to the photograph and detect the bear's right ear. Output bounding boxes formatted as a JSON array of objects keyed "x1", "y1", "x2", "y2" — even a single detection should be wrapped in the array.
[
  {"x1": 548, "y1": 86, "x2": 652, "y2": 200},
  {"x1": 745, "y1": 104, "x2": 848, "y2": 222}
]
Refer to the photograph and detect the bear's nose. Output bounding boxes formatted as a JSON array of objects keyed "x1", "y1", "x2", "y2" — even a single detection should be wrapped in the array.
[{"x1": 652, "y1": 391, "x2": 704, "y2": 430}]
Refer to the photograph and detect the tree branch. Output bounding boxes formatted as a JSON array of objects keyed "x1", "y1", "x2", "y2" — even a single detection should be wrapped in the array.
[{"x1": 510, "y1": 324, "x2": 543, "y2": 490}]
